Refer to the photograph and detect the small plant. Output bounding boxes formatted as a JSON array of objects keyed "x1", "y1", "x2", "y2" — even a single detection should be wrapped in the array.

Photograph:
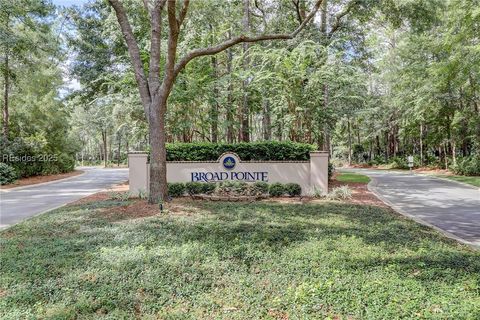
[
  {"x1": 269, "y1": 183, "x2": 285, "y2": 197},
  {"x1": 250, "y1": 181, "x2": 269, "y2": 196},
  {"x1": 326, "y1": 186, "x2": 352, "y2": 200},
  {"x1": 137, "y1": 188, "x2": 148, "y2": 199},
  {"x1": 168, "y1": 182, "x2": 186, "y2": 197},
  {"x1": 217, "y1": 181, "x2": 248, "y2": 196},
  {"x1": 185, "y1": 182, "x2": 216, "y2": 195},
  {"x1": 185, "y1": 182, "x2": 204, "y2": 195},
  {"x1": 109, "y1": 191, "x2": 131, "y2": 201},
  {"x1": 309, "y1": 186, "x2": 324, "y2": 198},
  {"x1": 284, "y1": 183, "x2": 301, "y2": 197},
  {"x1": 0, "y1": 163, "x2": 17, "y2": 185},
  {"x1": 201, "y1": 183, "x2": 216, "y2": 194}
]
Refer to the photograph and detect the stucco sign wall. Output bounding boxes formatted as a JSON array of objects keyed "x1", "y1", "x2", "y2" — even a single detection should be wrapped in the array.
[{"x1": 128, "y1": 151, "x2": 329, "y2": 196}]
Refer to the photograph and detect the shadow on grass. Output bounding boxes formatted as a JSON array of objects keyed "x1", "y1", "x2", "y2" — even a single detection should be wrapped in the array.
[{"x1": 1, "y1": 200, "x2": 479, "y2": 317}]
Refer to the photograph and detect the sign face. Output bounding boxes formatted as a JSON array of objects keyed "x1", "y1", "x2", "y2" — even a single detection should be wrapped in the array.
[
  {"x1": 407, "y1": 156, "x2": 414, "y2": 168},
  {"x1": 190, "y1": 153, "x2": 268, "y2": 183}
]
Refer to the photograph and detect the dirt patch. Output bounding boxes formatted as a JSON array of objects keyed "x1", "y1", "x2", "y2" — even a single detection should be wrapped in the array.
[
  {"x1": 95, "y1": 198, "x2": 203, "y2": 221},
  {"x1": 0, "y1": 170, "x2": 83, "y2": 189},
  {"x1": 99, "y1": 199, "x2": 160, "y2": 222}
]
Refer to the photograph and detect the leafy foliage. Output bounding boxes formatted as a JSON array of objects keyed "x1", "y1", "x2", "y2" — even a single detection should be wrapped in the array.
[
  {"x1": 167, "y1": 183, "x2": 186, "y2": 198},
  {"x1": 0, "y1": 162, "x2": 17, "y2": 185},
  {"x1": 2, "y1": 200, "x2": 479, "y2": 318},
  {"x1": 0, "y1": 138, "x2": 75, "y2": 178},
  {"x1": 451, "y1": 156, "x2": 480, "y2": 176},
  {"x1": 284, "y1": 183, "x2": 302, "y2": 197},
  {"x1": 166, "y1": 141, "x2": 315, "y2": 161},
  {"x1": 268, "y1": 183, "x2": 285, "y2": 197}
]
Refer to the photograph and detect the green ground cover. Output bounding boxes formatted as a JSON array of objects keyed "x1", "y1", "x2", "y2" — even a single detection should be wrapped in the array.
[
  {"x1": 434, "y1": 175, "x2": 480, "y2": 188},
  {"x1": 1, "y1": 200, "x2": 479, "y2": 319},
  {"x1": 336, "y1": 172, "x2": 371, "y2": 184}
]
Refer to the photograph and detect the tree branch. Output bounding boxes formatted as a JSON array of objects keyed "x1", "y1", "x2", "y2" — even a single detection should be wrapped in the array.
[
  {"x1": 108, "y1": 0, "x2": 151, "y2": 114},
  {"x1": 173, "y1": 0, "x2": 324, "y2": 78},
  {"x1": 292, "y1": 0, "x2": 303, "y2": 24},
  {"x1": 148, "y1": 0, "x2": 167, "y2": 95},
  {"x1": 159, "y1": 0, "x2": 181, "y2": 98},
  {"x1": 177, "y1": 0, "x2": 190, "y2": 27},
  {"x1": 327, "y1": 0, "x2": 357, "y2": 39}
]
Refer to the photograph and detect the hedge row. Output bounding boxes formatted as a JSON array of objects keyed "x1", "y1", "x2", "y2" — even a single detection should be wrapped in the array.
[
  {"x1": 165, "y1": 141, "x2": 315, "y2": 161},
  {"x1": 167, "y1": 181, "x2": 302, "y2": 197}
]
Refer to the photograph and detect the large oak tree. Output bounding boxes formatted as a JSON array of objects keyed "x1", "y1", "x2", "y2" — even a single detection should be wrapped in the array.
[{"x1": 108, "y1": 0, "x2": 324, "y2": 203}]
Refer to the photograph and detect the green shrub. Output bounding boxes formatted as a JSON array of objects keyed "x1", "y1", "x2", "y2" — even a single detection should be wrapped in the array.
[
  {"x1": 185, "y1": 182, "x2": 204, "y2": 195},
  {"x1": 217, "y1": 181, "x2": 248, "y2": 196},
  {"x1": 388, "y1": 156, "x2": 408, "y2": 169},
  {"x1": 168, "y1": 183, "x2": 186, "y2": 197},
  {"x1": 251, "y1": 182, "x2": 269, "y2": 195},
  {"x1": 56, "y1": 153, "x2": 75, "y2": 173},
  {"x1": 269, "y1": 183, "x2": 285, "y2": 197},
  {"x1": 0, "y1": 163, "x2": 18, "y2": 185},
  {"x1": 0, "y1": 137, "x2": 76, "y2": 178},
  {"x1": 285, "y1": 183, "x2": 301, "y2": 197},
  {"x1": 201, "y1": 183, "x2": 216, "y2": 194},
  {"x1": 165, "y1": 141, "x2": 315, "y2": 161},
  {"x1": 451, "y1": 156, "x2": 480, "y2": 176}
]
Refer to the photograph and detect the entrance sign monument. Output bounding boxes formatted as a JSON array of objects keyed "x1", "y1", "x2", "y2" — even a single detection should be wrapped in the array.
[{"x1": 128, "y1": 151, "x2": 329, "y2": 196}]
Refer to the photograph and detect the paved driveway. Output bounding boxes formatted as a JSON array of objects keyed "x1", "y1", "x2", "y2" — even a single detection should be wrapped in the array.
[
  {"x1": 0, "y1": 167, "x2": 128, "y2": 229},
  {"x1": 342, "y1": 169, "x2": 480, "y2": 247}
]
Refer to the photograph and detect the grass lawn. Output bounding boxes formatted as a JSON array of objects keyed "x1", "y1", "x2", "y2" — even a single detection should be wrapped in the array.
[
  {"x1": 434, "y1": 175, "x2": 480, "y2": 188},
  {"x1": 1, "y1": 199, "x2": 479, "y2": 319},
  {"x1": 336, "y1": 172, "x2": 371, "y2": 184}
]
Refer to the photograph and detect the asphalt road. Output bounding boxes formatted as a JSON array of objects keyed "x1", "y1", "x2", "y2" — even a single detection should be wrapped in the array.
[
  {"x1": 343, "y1": 168, "x2": 480, "y2": 247},
  {"x1": 0, "y1": 167, "x2": 128, "y2": 229}
]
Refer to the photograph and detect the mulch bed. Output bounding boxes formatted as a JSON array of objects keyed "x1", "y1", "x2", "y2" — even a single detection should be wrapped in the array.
[
  {"x1": 69, "y1": 175, "x2": 387, "y2": 220},
  {"x1": 329, "y1": 173, "x2": 387, "y2": 208}
]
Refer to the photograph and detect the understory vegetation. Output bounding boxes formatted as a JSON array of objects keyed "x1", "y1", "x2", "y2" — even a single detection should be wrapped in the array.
[{"x1": 1, "y1": 200, "x2": 479, "y2": 319}]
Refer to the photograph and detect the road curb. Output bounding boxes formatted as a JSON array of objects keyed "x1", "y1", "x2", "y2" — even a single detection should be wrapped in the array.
[
  {"x1": 0, "y1": 178, "x2": 128, "y2": 231},
  {"x1": 367, "y1": 177, "x2": 479, "y2": 250},
  {"x1": 415, "y1": 173, "x2": 479, "y2": 190},
  {"x1": 0, "y1": 170, "x2": 87, "y2": 193}
]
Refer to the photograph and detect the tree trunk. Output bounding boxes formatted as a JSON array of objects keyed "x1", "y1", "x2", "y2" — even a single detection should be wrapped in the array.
[
  {"x1": 226, "y1": 43, "x2": 234, "y2": 143},
  {"x1": 210, "y1": 54, "x2": 219, "y2": 143},
  {"x1": 420, "y1": 123, "x2": 424, "y2": 166},
  {"x1": 102, "y1": 130, "x2": 108, "y2": 168},
  {"x1": 320, "y1": 0, "x2": 329, "y2": 153},
  {"x1": 3, "y1": 50, "x2": 9, "y2": 140},
  {"x1": 148, "y1": 96, "x2": 168, "y2": 203},
  {"x1": 347, "y1": 117, "x2": 352, "y2": 166},
  {"x1": 117, "y1": 132, "x2": 121, "y2": 166},
  {"x1": 240, "y1": 0, "x2": 250, "y2": 142},
  {"x1": 452, "y1": 140, "x2": 456, "y2": 167},
  {"x1": 262, "y1": 99, "x2": 271, "y2": 140}
]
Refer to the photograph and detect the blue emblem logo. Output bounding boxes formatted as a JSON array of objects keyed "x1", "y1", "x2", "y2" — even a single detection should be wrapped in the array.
[{"x1": 223, "y1": 156, "x2": 236, "y2": 170}]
